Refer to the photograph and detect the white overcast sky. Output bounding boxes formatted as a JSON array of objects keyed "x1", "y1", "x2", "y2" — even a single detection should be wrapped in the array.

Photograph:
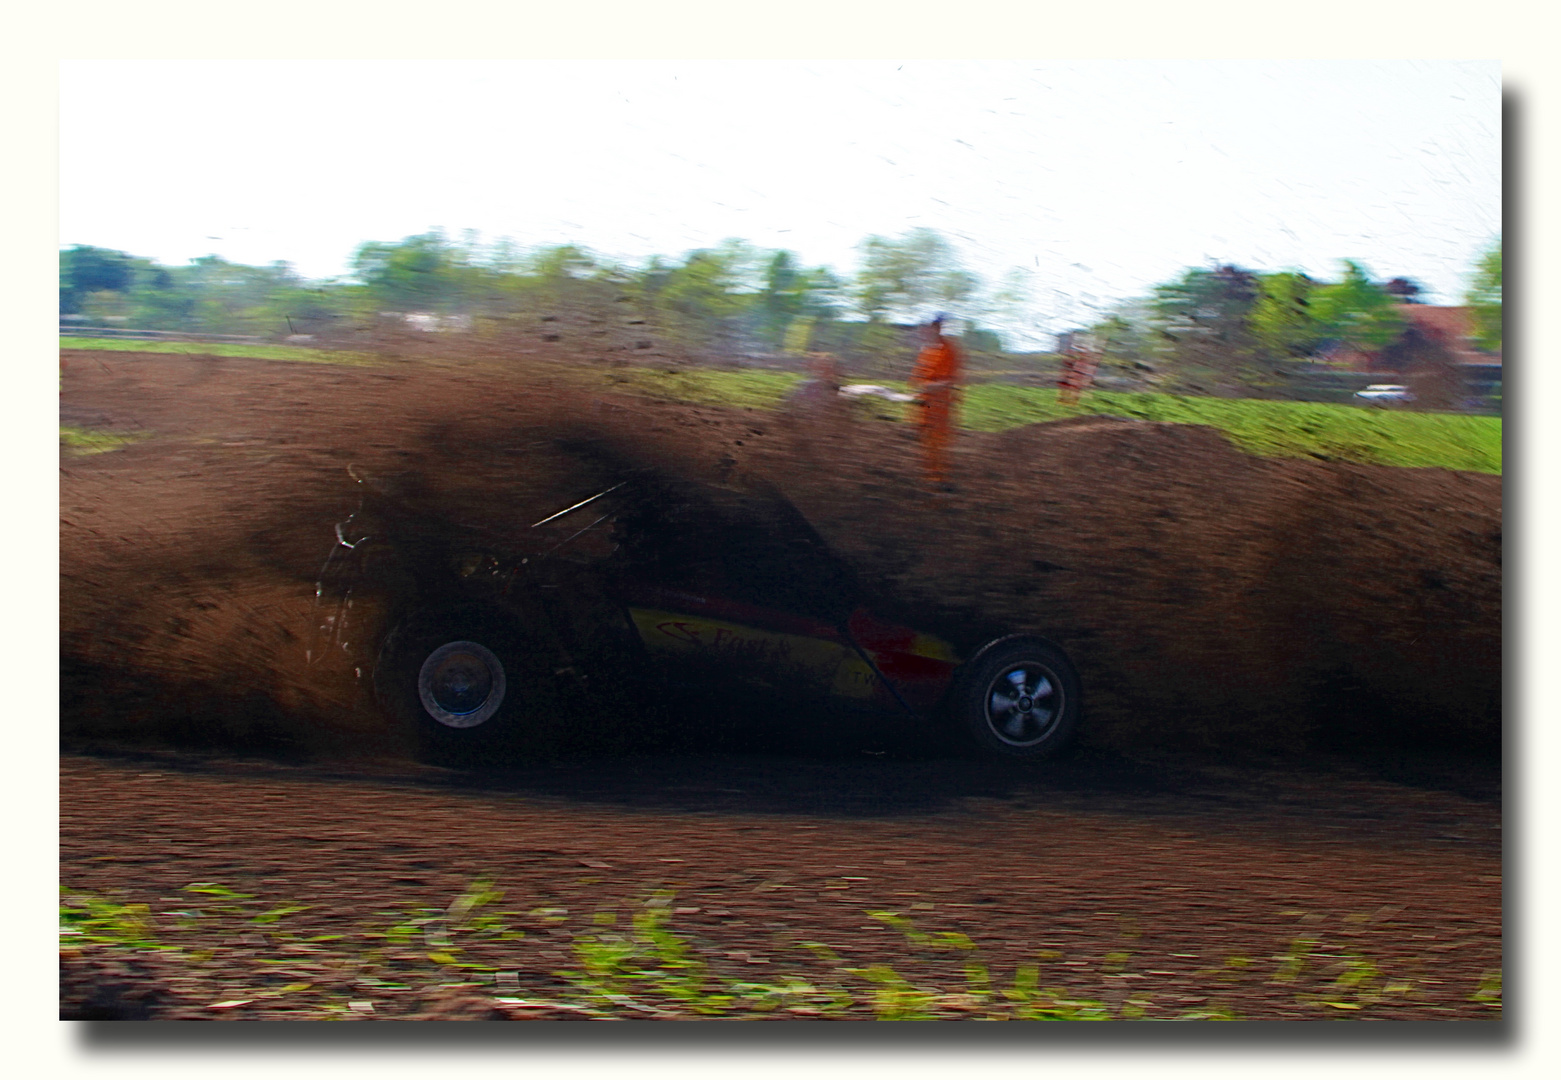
[{"x1": 59, "y1": 58, "x2": 1499, "y2": 345}]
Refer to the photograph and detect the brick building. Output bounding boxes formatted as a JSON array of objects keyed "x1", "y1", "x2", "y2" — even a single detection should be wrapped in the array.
[{"x1": 1314, "y1": 305, "x2": 1501, "y2": 410}]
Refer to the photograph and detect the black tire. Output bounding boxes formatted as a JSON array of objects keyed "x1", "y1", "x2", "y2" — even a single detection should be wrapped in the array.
[
  {"x1": 948, "y1": 637, "x2": 1082, "y2": 760},
  {"x1": 374, "y1": 605, "x2": 548, "y2": 764}
]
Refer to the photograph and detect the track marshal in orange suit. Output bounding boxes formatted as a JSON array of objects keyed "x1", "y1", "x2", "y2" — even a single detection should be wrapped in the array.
[{"x1": 909, "y1": 314, "x2": 962, "y2": 489}]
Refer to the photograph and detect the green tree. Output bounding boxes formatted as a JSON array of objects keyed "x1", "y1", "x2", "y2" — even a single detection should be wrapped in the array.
[
  {"x1": 168, "y1": 256, "x2": 280, "y2": 334},
  {"x1": 1153, "y1": 264, "x2": 1258, "y2": 338},
  {"x1": 791, "y1": 266, "x2": 844, "y2": 325},
  {"x1": 1149, "y1": 264, "x2": 1263, "y2": 393},
  {"x1": 250, "y1": 271, "x2": 343, "y2": 336},
  {"x1": 1309, "y1": 260, "x2": 1405, "y2": 353},
  {"x1": 655, "y1": 246, "x2": 757, "y2": 323},
  {"x1": 124, "y1": 257, "x2": 195, "y2": 328},
  {"x1": 60, "y1": 245, "x2": 134, "y2": 315},
  {"x1": 351, "y1": 232, "x2": 467, "y2": 312},
  {"x1": 756, "y1": 251, "x2": 845, "y2": 349},
  {"x1": 1465, "y1": 239, "x2": 1502, "y2": 352},
  {"x1": 854, "y1": 228, "x2": 978, "y2": 323},
  {"x1": 650, "y1": 240, "x2": 766, "y2": 352},
  {"x1": 1082, "y1": 298, "x2": 1159, "y2": 384},
  {"x1": 61, "y1": 245, "x2": 367, "y2": 337},
  {"x1": 509, "y1": 243, "x2": 611, "y2": 315},
  {"x1": 1249, "y1": 271, "x2": 1321, "y2": 358},
  {"x1": 526, "y1": 244, "x2": 597, "y2": 282}
]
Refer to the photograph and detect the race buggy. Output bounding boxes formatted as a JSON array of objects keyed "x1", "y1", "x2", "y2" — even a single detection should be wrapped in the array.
[{"x1": 321, "y1": 465, "x2": 1083, "y2": 764}]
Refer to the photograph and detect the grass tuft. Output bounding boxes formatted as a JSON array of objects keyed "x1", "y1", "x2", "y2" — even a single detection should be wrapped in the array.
[
  {"x1": 59, "y1": 426, "x2": 150, "y2": 456},
  {"x1": 59, "y1": 881, "x2": 1495, "y2": 1021}
]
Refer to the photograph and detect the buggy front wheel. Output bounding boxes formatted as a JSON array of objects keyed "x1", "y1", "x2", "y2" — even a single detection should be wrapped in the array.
[{"x1": 949, "y1": 637, "x2": 1082, "y2": 760}]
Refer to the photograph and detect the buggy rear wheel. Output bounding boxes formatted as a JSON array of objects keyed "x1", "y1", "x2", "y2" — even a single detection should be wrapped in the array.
[{"x1": 374, "y1": 605, "x2": 544, "y2": 763}]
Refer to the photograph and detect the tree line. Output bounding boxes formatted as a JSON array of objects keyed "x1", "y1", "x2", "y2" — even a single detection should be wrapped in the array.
[
  {"x1": 1079, "y1": 240, "x2": 1502, "y2": 396},
  {"x1": 61, "y1": 229, "x2": 1500, "y2": 393},
  {"x1": 58, "y1": 228, "x2": 1006, "y2": 358}
]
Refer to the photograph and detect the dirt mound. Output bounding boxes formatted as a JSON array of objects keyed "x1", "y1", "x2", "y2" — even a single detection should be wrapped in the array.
[{"x1": 60, "y1": 348, "x2": 1500, "y2": 757}]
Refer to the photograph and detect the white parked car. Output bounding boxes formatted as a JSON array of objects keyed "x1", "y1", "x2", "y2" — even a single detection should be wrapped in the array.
[
  {"x1": 839, "y1": 383, "x2": 917, "y2": 403},
  {"x1": 1355, "y1": 384, "x2": 1415, "y2": 402}
]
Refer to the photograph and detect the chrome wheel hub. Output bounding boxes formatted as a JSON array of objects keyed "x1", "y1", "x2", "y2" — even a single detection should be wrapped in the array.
[
  {"x1": 985, "y1": 663, "x2": 1061, "y2": 747},
  {"x1": 418, "y1": 640, "x2": 507, "y2": 729}
]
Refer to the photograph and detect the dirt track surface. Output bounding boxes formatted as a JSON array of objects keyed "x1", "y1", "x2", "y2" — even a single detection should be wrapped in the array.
[
  {"x1": 59, "y1": 347, "x2": 1502, "y2": 1019},
  {"x1": 60, "y1": 747, "x2": 1501, "y2": 1020},
  {"x1": 60, "y1": 347, "x2": 1500, "y2": 756}
]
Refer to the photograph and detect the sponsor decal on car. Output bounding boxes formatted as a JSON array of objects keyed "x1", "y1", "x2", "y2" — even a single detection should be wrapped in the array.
[{"x1": 628, "y1": 608, "x2": 879, "y2": 699}]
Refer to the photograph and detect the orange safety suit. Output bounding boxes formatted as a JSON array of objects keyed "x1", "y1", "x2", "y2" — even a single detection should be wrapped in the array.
[
  {"x1": 1058, "y1": 347, "x2": 1099, "y2": 406},
  {"x1": 910, "y1": 334, "x2": 962, "y2": 486}
]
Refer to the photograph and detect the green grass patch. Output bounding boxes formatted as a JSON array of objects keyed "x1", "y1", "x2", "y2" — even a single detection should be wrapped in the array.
[
  {"x1": 59, "y1": 425, "x2": 149, "y2": 455},
  {"x1": 963, "y1": 385, "x2": 1501, "y2": 474},
  {"x1": 57, "y1": 340, "x2": 1501, "y2": 474},
  {"x1": 596, "y1": 368, "x2": 1501, "y2": 474},
  {"x1": 600, "y1": 366, "x2": 805, "y2": 410},
  {"x1": 61, "y1": 336, "x2": 376, "y2": 365}
]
